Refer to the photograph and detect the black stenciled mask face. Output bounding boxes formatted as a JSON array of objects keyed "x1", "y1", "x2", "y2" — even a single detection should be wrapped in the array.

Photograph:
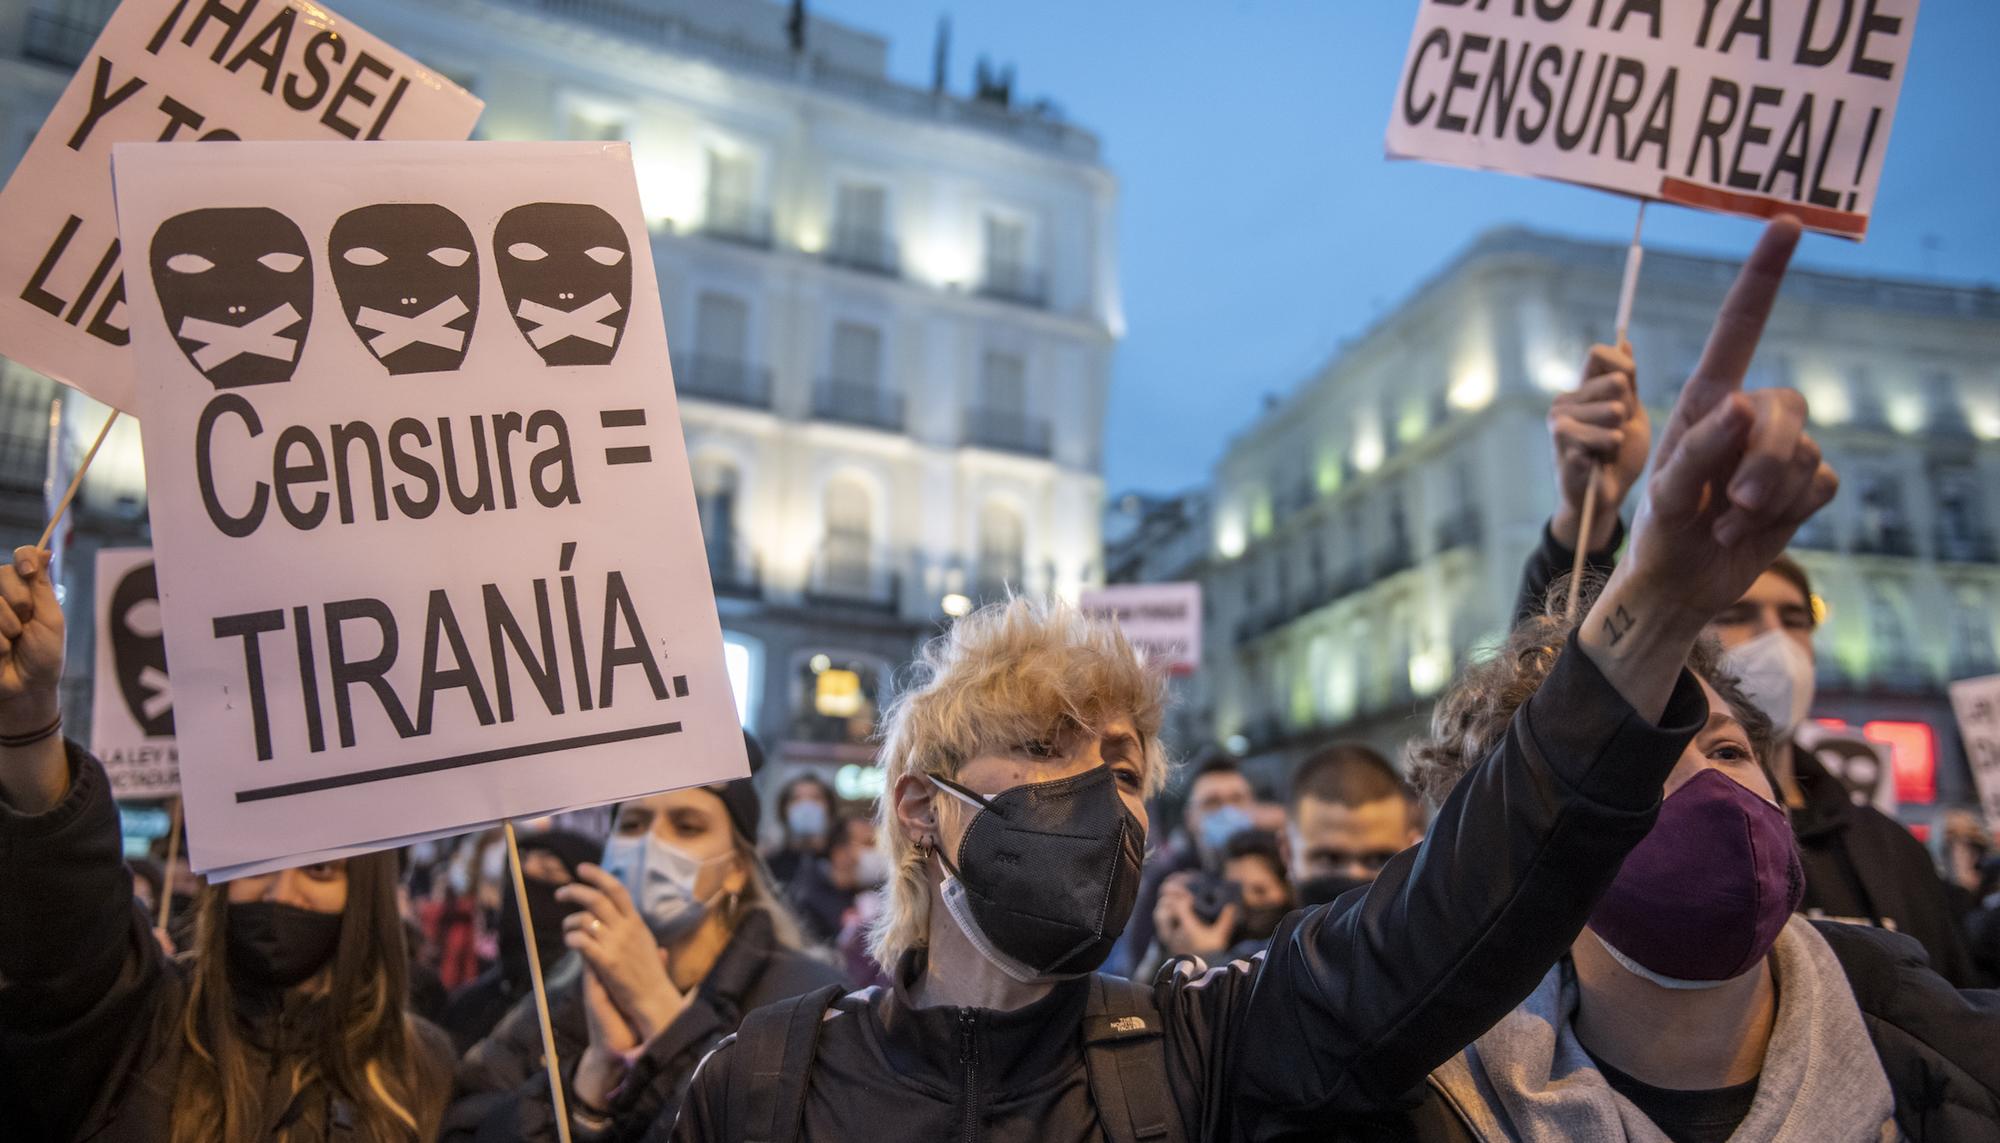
[
  {"x1": 149, "y1": 207, "x2": 312, "y2": 388},
  {"x1": 494, "y1": 203, "x2": 632, "y2": 366},
  {"x1": 330, "y1": 204, "x2": 479, "y2": 375},
  {"x1": 932, "y1": 765, "x2": 1145, "y2": 982},
  {"x1": 108, "y1": 561, "x2": 173, "y2": 737}
]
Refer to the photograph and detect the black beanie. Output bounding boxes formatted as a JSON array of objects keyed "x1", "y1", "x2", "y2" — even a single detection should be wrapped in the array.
[{"x1": 704, "y1": 729, "x2": 765, "y2": 845}]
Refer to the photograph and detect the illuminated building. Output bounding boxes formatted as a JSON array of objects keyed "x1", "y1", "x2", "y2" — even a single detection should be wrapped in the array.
[
  {"x1": 1203, "y1": 228, "x2": 2000, "y2": 819},
  {"x1": 0, "y1": 0, "x2": 1119, "y2": 796}
]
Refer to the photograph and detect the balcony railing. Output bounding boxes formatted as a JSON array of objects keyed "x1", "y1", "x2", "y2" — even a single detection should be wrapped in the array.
[
  {"x1": 674, "y1": 355, "x2": 772, "y2": 409},
  {"x1": 1433, "y1": 508, "x2": 1484, "y2": 553},
  {"x1": 824, "y1": 225, "x2": 899, "y2": 276},
  {"x1": 22, "y1": 3, "x2": 116, "y2": 69},
  {"x1": 1936, "y1": 530, "x2": 1999, "y2": 564},
  {"x1": 1852, "y1": 526, "x2": 1917, "y2": 558},
  {"x1": 805, "y1": 532, "x2": 896, "y2": 609},
  {"x1": 700, "y1": 196, "x2": 773, "y2": 248},
  {"x1": 812, "y1": 379, "x2": 904, "y2": 432},
  {"x1": 1372, "y1": 538, "x2": 1416, "y2": 580},
  {"x1": 963, "y1": 408, "x2": 1052, "y2": 457},
  {"x1": 704, "y1": 535, "x2": 761, "y2": 599},
  {"x1": 976, "y1": 260, "x2": 1047, "y2": 307}
]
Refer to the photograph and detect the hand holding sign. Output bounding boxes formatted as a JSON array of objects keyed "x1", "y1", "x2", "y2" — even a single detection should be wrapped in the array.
[
  {"x1": 1622, "y1": 217, "x2": 1836, "y2": 623},
  {"x1": 1550, "y1": 342, "x2": 1649, "y2": 552},
  {"x1": 0, "y1": 548, "x2": 66, "y2": 723}
]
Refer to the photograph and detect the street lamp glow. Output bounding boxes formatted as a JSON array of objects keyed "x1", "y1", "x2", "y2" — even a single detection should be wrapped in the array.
[{"x1": 942, "y1": 592, "x2": 973, "y2": 617}]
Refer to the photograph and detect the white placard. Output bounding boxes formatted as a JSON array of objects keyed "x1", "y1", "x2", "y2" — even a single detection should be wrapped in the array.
[
  {"x1": 113, "y1": 140, "x2": 744, "y2": 878},
  {"x1": 90, "y1": 546, "x2": 180, "y2": 798},
  {"x1": 1948, "y1": 674, "x2": 2000, "y2": 833},
  {"x1": 1386, "y1": 0, "x2": 1920, "y2": 239},
  {"x1": 0, "y1": 0, "x2": 482, "y2": 412},
  {"x1": 1080, "y1": 582, "x2": 1202, "y2": 676}
]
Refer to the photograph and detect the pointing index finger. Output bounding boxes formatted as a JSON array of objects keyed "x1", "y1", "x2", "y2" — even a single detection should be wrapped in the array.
[{"x1": 1659, "y1": 216, "x2": 1801, "y2": 460}]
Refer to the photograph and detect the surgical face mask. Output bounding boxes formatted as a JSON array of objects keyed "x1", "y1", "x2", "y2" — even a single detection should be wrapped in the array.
[
  {"x1": 480, "y1": 842, "x2": 507, "y2": 886},
  {"x1": 1197, "y1": 802, "x2": 1254, "y2": 857},
  {"x1": 854, "y1": 847, "x2": 890, "y2": 889},
  {"x1": 226, "y1": 901, "x2": 343, "y2": 990},
  {"x1": 600, "y1": 831, "x2": 731, "y2": 944},
  {"x1": 1721, "y1": 628, "x2": 1815, "y2": 741},
  {"x1": 930, "y1": 766, "x2": 1145, "y2": 984},
  {"x1": 1588, "y1": 768, "x2": 1804, "y2": 987},
  {"x1": 786, "y1": 799, "x2": 829, "y2": 840}
]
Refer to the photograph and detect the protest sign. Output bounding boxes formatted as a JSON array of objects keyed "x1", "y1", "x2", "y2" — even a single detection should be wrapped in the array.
[
  {"x1": 1386, "y1": 0, "x2": 1921, "y2": 238},
  {"x1": 1795, "y1": 719, "x2": 1896, "y2": 820},
  {"x1": 1080, "y1": 582, "x2": 1202, "y2": 675},
  {"x1": 1948, "y1": 674, "x2": 2000, "y2": 832},
  {"x1": 90, "y1": 546, "x2": 180, "y2": 798},
  {"x1": 0, "y1": 0, "x2": 482, "y2": 413},
  {"x1": 113, "y1": 140, "x2": 744, "y2": 878}
]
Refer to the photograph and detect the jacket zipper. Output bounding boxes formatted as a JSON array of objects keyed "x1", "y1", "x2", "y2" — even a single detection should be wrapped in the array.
[{"x1": 958, "y1": 1007, "x2": 980, "y2": 1143}]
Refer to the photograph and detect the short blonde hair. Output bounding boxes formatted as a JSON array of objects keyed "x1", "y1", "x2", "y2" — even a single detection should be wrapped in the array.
[{"x1": 867, "y1": 595, "x2": 1169, "y2": 968}]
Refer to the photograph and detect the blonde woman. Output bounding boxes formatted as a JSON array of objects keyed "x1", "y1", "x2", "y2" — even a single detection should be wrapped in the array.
[{"x1": 669, "y1": 218, "x2": 1840, "y2": 1141}]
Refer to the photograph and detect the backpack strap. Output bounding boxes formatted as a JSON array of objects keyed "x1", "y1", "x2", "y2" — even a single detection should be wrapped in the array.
[
  {"x1": 1082, "y1": 974, "x2": 1183, "y2": 1143},
  {"x1": 734, "y1": 983, "x2": 845, "y2": 1143}
]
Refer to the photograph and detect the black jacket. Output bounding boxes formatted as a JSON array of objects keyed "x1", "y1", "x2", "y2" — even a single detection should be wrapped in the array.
[
  {"x1": 672, "y1": 635, "x2": 1709, "y2": 1142},
  {"x1": 0, "y1": 744, "x2": 455, "y2": 1141},
  {"x1": 446, "y1": 908, "x2": 844, "y2": 1142},
  {"x1": 1396, "y1": 922, "x2": 2000, "y2": 1142},
  {"x1": 1516, "y1": 520, "x2": 1984, "y2": 987}
]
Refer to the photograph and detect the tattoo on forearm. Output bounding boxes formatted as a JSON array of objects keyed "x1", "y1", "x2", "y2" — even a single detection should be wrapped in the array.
[{"x1": 1604, "y1": 605, "x2": 1634, "y2": 646}]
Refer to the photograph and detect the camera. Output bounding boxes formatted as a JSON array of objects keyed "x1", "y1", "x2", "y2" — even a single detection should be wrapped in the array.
[{"x1": 1186, "y1": 872, "x2": 1242, "y2": 926}]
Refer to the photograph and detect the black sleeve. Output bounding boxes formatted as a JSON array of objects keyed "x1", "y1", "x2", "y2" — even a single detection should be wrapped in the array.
[
  {"x1": 443, "y1": 970, "x2": 589, "y2": 1143},
  {"x1": 1875, "y1": 819, "x2": 1984, "y2": 990},
  {"x1": 1514, "y1": 518, "x2": 1625, "y2": 622},
  {"x1": 591, "y1": 985, "x2": 745, "y2": 1141},
  {"x1": 1814, "y1": 920, "x2": 2000, "y2": 1121},
  {"x1": 1212, "y1": 633, "x2": 1706, "y2": 1139},
  {"x1": 0, "y1": 743, "x2": 172, "y2": 1140}
]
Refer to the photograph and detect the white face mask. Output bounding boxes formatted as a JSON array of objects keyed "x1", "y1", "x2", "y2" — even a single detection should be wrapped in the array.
[
  {"x1": 1721, "y1": 628, "x2": 1816, "y2": 741},
  {"x1": 854, "y1": 847, "x2": 890, "y2": 889},
  {"x1": 601, "y1": 832, "x2": 731, "y2": 944}
]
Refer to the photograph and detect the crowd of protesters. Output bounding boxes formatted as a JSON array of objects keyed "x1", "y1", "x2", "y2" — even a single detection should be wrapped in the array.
[{"x1": 1, "y1": 216, "x2": 1996, "y2": 1140}]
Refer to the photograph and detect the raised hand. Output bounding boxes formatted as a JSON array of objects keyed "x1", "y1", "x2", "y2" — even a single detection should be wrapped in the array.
[
  {"x1": 1577, "y1": 217, "x2": 1836, "y2": 719},
  {"x1": 0, "y1": 546, "x2": 64, "y2": 721},
  {"x1": 1622, "y1": 217, "x2": 1835, "y2": 623},
  {"x1": 1550, "y1": 343, "x2": 1650, "y2": 552}
]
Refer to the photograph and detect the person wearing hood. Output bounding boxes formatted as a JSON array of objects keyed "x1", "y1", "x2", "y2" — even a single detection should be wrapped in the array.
[
  {"x1": 0, "y1": 552, "x2": 454, "y2": 1142},
  {"x1": 663, "y1": 214, "x2": 1851, "y2": 1143},
  {"x1": 1399, "y1": 603, "x2": 2000, "y2": 1141},
  {"x1": 445, "y1": 730, "x2": 843, "y2": 1142},
  {"x1": 439, "y1": 828, "x2": 599, "y2": 1052},
  {"x1": 1516, "y1": 338, "x2": 1982, "y2": 986}
]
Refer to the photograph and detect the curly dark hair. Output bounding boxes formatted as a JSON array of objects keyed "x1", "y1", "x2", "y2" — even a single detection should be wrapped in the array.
[{"x1": 1404, "y1": 576, "x2": 1776, "y2": 807}]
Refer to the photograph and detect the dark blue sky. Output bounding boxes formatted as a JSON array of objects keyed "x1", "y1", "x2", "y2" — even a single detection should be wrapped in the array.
[{"x1": 819, "y1": 1, "x2": 2000, "y2": 496}]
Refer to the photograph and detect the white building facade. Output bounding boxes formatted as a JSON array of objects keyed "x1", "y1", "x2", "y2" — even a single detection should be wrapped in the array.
[
  {"x1": 0, "y1": 0, "x2": 1119, "y2": 784},
  {"x1": 1204, "y1": 229, "x2": 2000, "y2": 821}
]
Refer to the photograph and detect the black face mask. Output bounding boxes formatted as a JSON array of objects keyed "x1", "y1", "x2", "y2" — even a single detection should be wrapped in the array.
[
  {"x1": 932, "y1": 765, "x2": 1144, "y2": 982},
  {"x1": 226, "y1": 901, "x2": 343, "y2": 990},
  {"x1": 497, "y1": 873, "x2": 578, "y2": 989},
  {"x1": 1232, "y1": 903, "x2": 1292, "y2": 946}
]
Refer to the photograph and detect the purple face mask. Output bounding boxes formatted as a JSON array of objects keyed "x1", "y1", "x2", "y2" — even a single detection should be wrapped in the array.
[{"x1": 1588, "y1": 767, "x2": 1804, "y2": 985}]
